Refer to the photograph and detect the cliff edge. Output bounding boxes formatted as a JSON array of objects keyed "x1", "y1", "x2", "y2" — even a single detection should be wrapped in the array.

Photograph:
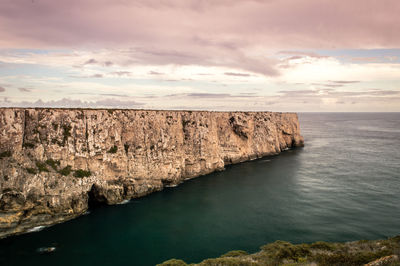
[{"x1": 0, "y1": 109, "x2": 304, "y2": 238}]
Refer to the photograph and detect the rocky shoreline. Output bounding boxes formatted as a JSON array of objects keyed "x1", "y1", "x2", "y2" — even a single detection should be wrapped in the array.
[
  {"x1": 159, "y1": 236, "x2": 400, "y2": 266},
  {"x1": 0, "y1": 108, "x2": 303, "y2": 238}
]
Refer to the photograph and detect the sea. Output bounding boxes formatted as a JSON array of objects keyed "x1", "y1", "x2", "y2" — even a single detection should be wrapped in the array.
[{"x1": 0, "y1": 113, "x2": 399, "y2": 266}]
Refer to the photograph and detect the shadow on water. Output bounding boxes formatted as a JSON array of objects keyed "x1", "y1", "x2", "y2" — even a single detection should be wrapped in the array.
[
  {"x1": 1, "y1": 113, "x2": 400, "y2": 266},
  {"x1": 0, "y1": 149, "x2": 305, "y2": 266}
]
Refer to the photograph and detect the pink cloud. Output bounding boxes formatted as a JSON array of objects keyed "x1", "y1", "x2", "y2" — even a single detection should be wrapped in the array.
[
  {"x1": 0, "y1": 0, "x2": 399, "y2": 75},
  {"x1": 1, "y1": 0, "x2": 398, "y2": 48}
]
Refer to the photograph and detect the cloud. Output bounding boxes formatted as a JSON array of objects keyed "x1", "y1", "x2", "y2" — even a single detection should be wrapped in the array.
[
  {"x1": 279, "y1": 89, "x2": 400, "y2": 98},
  {"x1": 0, "y1": 86, "x2": 5, "y2": 92},
  {"x1": 104, "y1": 61, "x2": 113, "y2": 67},
  {"x1": 330, "y1": 80, "x2": 360, "y2": 84},
  {"x1": 110, "y1": 71, "x2": 131, "y2": 76},
  {"x1": 0, "y1": 97, "x2": 145, "y2": 108},
  {"x1": 84, "y1": 58, "x2": 98, "y2": 65},
  {"x1": 323, "y1": 84, "x2": 344, "y2": 88},
  {"x1": 350, "y1": 57, "x2": 380, "y2": 62},
  {"x1": 224, "y1": 72, "x2": 251, "y2": 77},
  {"x1": 167, "y1": 93, "x2": 259, "y2": 99},
  {"x1": 2, "y1": 0, "x2": 399, "y2": 50},
  {"x1": 278, "y1": 51, "x2": 328, "y2": 59},
  {"x1": 100, "y1": 93, "x2": 128, "y2": 97},
  {"x1": 149, "y1": 71, "x2": 163, "y2": 75},
  {"x1": 4, "y1": 1, "x2": 398, "y2": 76},
  {"x1": 287, "y1": 56, "x2": 303, "y2": 60},
  {"x1": 186, "y1": 93, "x2": 231, "y2": 98},
  {"x1": 68, "y1": 73, "x2": 104, "y2": 78},
  {"x1": 18, "y1": 87, "x2": 31, "y2": 92}
]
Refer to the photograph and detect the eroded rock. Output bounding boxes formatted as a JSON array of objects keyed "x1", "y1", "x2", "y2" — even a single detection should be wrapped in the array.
[{"x1": 0, "y1": 108, "x2": 304, "y2": 238}]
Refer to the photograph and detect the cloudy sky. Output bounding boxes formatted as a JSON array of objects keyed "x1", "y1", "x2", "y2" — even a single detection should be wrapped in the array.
[{"x1": 0, "y1": 0, "x2": 399, "y2": 111}]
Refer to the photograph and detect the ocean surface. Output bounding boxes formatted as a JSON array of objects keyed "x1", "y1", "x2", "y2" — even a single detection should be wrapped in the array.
[{"x1": 1, "y1": 113, "x2": 399, "y2": 266}]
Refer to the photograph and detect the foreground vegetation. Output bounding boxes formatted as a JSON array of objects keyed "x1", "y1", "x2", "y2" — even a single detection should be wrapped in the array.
[{"x1": 159, "y1": 236, "x2": 400, "y2": 266}]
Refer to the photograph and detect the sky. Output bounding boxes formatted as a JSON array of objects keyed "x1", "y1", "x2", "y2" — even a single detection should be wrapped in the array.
[{"x1": 0, "y1": 0, "x2": 400, "y2": 111}]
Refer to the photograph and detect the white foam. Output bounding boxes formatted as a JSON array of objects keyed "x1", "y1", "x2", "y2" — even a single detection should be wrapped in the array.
[
  {"x1": 166, "y1": 184, "x2": 178, "y2": 188},
  {"x1": 27, "y1": 225, "x2": 46, "y2": 233},
  {"x1": 37, "y1": 247, "x2": 56, "y2": 253},
  {"x1": 117, "y1": 199, "x2": 130, "y2": 205}
]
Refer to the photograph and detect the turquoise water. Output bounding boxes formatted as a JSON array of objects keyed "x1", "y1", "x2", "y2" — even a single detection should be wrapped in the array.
[{"x1": 1, "y1": 113, "x2": 400, "y2": 266}]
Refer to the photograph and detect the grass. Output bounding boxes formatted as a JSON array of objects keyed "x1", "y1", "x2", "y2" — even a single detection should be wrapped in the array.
[
  {"x1": 108, "y1": 145, "x2": 118, "y2": 153},
  {"x1": 73, "y1": 169, "x2": 91, "y2": 178},
  {"x1": 35, "y1": 161, "x2": 49, "y2": 172},
  {"x1": 158, "y1": 236, "x2": 400, "y2": 266},
  {"x1": 157, "y1": 259, "x2": 187, "y2": 266},
  {"x1": 26, "y1": 167, "x2": 37, "y2": 174},
  {"x1": 198, "y1": 257, "x2": 257, "y2": 266},
  {"x1": 0, "y1": 150, "x2": 12, "y2": 159},
  {"x1": 221, "y1": 250, "x2": 249, "y2": 258},
  {"x1": 58, "y1": 165, "x2": 72, "y2": 176},
  {"x1": 310, "y1": 241, "x2": 337, "y2": 251},
  {"x1": 45, "y1": 159, "x2": 60, "y2": 170}
]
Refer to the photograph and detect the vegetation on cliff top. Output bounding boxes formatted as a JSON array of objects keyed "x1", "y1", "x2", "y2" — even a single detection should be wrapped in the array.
[
  {"x1": 158, "y1": 236, "x2": 400, "y2": 266},
  {"x1": 58, "y1": 165, "x2": 72, "y2": 176},
  {"x1": 73, "y1": 169, "x2": 91, "y2": 178},
  {"x1": 35, "y1": 161, "x2": 49, "y2": 172},
  {"x1": 45, "y1": 159, "x2": 60, "y2": 170}
]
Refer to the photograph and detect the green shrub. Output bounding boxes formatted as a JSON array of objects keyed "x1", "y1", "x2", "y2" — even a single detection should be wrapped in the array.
[
  {"x1": 261, "y1": 241, "x2": 311, "y2": 262},
  {"x1": 108, "y1": 145, "x2": 118, "y2": 153},
  {"x1": 157, "y1": 259, "x2": 187, "y2": 266},
  {"x1": 0, "y1": 150, "x2": 12, "y2": 159},
  {"x1": 221, "y1": 250, "x2": 249, "y2": 258},
  {"x1": 23, "y1": 142, "x2": 35, "y2": 148},
  {"x1": 310, "y1": 241, "x2": 336, "y2": 251},
  {"x1": 74, "y1": 169, "x2": 91, "y2": 178},
  {"x1": 199, "y1": 257, "x2": 256, "y2": 266},
  {"x1": 124, "y1": 144, "x2": 129, "y2": 153},
  {"x1": 62, "y1": 124, "x2": 72, "y2": 144},
  {"x1": 36, "y1": 161, "x2": 49, "y2": 172},
  {"x1": 26, "y1": 167, "x2": 37, "y2": 174},
  {"x1": 59, "y1": 165, "x2": 72, "y2": 176},
  {"x1": 45, "y1": 159, "x2": 60, "y2": 170},
  {"x1": 312, "y1": 250, "x2": 392, "y2": 266}
]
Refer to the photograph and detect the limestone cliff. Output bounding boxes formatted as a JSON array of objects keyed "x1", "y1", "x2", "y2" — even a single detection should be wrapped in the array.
[{"x1": 0, "y1": 108, "x2": 304, "y2": 238}]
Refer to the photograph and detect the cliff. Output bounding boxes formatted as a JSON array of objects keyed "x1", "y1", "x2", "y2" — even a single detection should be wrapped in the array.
[{"x1": 0, "y1": 108, "x2": 304, "y2": 238}]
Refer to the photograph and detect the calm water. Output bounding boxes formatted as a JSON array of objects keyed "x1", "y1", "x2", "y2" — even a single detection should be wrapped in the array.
[{"x1": 1, "y1": 113, "x2": 399, "y2": 266}]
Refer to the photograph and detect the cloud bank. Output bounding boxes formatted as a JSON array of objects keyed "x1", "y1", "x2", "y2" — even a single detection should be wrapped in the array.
[{"x1": 1, "y1": 0, "x2": 399, "y2": 76}]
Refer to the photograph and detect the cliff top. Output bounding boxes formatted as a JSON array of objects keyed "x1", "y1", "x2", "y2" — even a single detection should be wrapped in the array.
[{"x1": 0, "y1": 107, "x2": 295, "y2": 114}]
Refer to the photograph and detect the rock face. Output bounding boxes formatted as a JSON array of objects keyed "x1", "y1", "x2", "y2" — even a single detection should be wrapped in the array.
[{"x1": 0, "y1": 108, "x2": 304, "y2": 238}]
